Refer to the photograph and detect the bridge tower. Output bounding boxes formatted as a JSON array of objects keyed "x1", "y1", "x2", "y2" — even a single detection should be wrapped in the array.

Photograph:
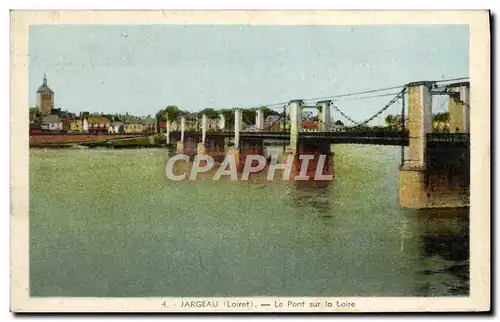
[
  {"x1": 165, "y1": 119, "x2": 171, "y2": 146},
  {"x1": 256, "y1": 108, "x2": 264, "y2": 131},
  {"x1": 223, "y1": 109, "x2": 242, "y2": 167},
  {"x1": 399, "y1": 80, "x2": 470, "y2": 209},
  {"x1": 272, "y1": 99, "x2": 332, "y2": 181},
  {"x1": 317, "y1": 100, "x2": 331, "y2": 132},
  {"x1": 234, "y1": 109, "x2": 242, "y2": 149},
  {"x1": 398, "y1": 81, "x2": 433, "y2": 208},
  {"x1": 196, "y1": 114, "x2": 208, "y2": 154},
  {"x1": 219, "y1": 113, "x2": 225, "y2": 131},
  {"x1": 176, "y1": 116, "x2": 186, "y2": 153},
  {"x1": 446, "y1": 82, "x2": 470, "y2": 133},
  {"x1": 288, "y1": 99, "x2": 303, "y2": 155}
]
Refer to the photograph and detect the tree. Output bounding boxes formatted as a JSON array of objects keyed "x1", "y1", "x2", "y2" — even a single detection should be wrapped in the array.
[
  {"x1": 433, "y1": 112, "x2": 449, "y2": 122},
  {"x1": 198, "y1": 108, "x2": 219, "y2": 119},
  {"x1": 260, "y1": 106, "x2": 280, "y2": 118},
  {"x1": 385, "y1": 114, "x2": 394, "y2": 126},
  {"x1": 242, "y1": 109, "x2": 256, "y2": 125},
  {"x1": 302, "y1": 111, "x2": 314, "y2": 122},
  {"x1": 220, "y1": 109, "x2": 234, "y2": 129},
  {"x1": 335, "y1": 120, "x2": 344, "y2": 126},
  {"x1": 164, "y1": 105, "x2": 182, "y2": 121},
  {"x1": 155, "y1": 109, "x2": 167, "y2": 134}
]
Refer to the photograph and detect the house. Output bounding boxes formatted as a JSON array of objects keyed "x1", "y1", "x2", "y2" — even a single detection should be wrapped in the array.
[
  {"x1": 70, "y1": 118, "x2": 83, "y2": 133},
  {"x1": 41, "y1": 115, "x2": 62, "y2": 131},
  {"x1": 59, "y1": 115, "x2": 72, "y2": 131},
  {"x1": 83, "y1": 118, "x2": 89, "y2": 132},
  {"x1": 109, "y1": 121, "x2": 124, "y2": 134},
  {"x1": 142, "y1": 119, "x2": 156, "y2": 133},
  {"x1": 124, "y1": 121, "x2": 143, "y2": 134},
  {"x1": 87, "y1": 115, "x2": 111, "y2": 134},
  {"x1": 30, "y1": 122, "x2": 42, "y2": 134}
]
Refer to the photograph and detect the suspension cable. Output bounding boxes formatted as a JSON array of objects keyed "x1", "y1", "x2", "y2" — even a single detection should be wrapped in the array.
[
  {"x1": 322, "y1": 89, "x2": 406, "y2": 130},
  {"x1": 303, "y1": 85, "x2": 405, "y2": 102},
  {"x1": 433, "y1": 77, "x2": 469, "y2": 83},
  {"x1": 332, "y1": 92, "x2": 403, "y2": 102}
]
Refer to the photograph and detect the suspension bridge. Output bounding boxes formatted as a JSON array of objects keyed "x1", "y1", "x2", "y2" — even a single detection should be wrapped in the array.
[{"x1": 164, "y1": 78, "x2": 470, "y2": 209}]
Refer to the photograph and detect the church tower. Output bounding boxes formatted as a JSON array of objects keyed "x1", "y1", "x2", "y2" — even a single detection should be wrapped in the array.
[{"x1": 36, "y1": 73, "x2": 54, "y2": 116}]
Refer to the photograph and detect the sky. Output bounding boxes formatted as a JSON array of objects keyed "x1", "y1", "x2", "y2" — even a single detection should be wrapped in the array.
[{"x1": 29, "y1": 24, "x2": 469, "y2": 123}]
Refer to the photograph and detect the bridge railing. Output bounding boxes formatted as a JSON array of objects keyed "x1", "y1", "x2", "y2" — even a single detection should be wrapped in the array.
[{"x1": 427, "y1": 133, "x2": 470, "y2": 143}]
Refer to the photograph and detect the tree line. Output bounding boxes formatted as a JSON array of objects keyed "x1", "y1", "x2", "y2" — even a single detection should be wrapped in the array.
[
  {"x1": 155, "y1": 105, "x2": 281, "y2": 127},
  {"x1": 385, "y1": 112, "x2": 450, "y2": 127}
]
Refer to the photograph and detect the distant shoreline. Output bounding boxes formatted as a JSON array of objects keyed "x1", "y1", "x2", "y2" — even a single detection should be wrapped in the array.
[
  {"x1": 28, "y1": 137, "x2": 287, "y2": 149},
  {"x1": 29, "y1": 144, "x2": 166, "y2": 149},
  {"x1": 29, "y1": 133, "x2": 166, "y2": 149}
]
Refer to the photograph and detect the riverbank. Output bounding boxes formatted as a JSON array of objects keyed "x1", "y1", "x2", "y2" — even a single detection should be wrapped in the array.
[
  {"x1": 29, "y1": 135, "x2": 287, "y2": 149},
  {"x1": 29, "y1": 134, "x2": 167, "y2": 149}
]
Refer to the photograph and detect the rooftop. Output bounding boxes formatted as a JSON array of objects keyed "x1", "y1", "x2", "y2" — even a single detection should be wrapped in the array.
[{"x1": 42, "y1": 115, "x2": 60, "y2": 123}]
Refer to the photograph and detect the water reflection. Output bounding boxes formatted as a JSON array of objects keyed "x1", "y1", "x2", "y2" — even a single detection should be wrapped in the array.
[
  {"x1": 31, "y1": 146, "x2": 471, "y2": 297},
  {"x1": 413, "y1": 208, "x2": 470, "y2": 296},
  {"x1": 289, "y1": 179, "x2": 333, "y2": 217}
]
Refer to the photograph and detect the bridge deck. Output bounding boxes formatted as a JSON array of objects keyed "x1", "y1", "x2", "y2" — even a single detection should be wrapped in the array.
[{"x1": 174, "y1": 131, "x2": 469, "y2": 146}]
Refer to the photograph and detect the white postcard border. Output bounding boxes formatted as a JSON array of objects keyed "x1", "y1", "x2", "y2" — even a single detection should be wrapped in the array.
[{"x1": 10, "y1": 10, "x2": 491, "y2": 313}]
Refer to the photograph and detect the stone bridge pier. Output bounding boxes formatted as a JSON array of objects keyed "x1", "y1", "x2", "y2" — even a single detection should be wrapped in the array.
[
  {"x1": 236, "y1": 138, "x2": 266, "y2": 175},
  {"x1": 398, "y1": 81, "x2": 470, "y2": 209},
  {"x1": 271, "y1": 99, "x2": 333, "y2": 181},
  {"x1": 224, "y1": 109, "x2": 267, "y2": 174}
]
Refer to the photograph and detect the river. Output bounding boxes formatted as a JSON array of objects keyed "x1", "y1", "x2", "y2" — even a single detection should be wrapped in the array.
[{"x1": 29, "y1": 145, "x2": 469, "y2": 297}]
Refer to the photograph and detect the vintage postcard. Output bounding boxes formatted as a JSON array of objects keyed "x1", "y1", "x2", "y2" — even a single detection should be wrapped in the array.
[{"x1": 10, "y1": 10, "x2": 490, "y2": 313}]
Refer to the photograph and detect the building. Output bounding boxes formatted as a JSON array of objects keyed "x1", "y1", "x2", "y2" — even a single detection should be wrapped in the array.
[
  {"x1": 83, "y1": 118, "x2": 88, "y2": 132},
  {"x1": 124, "y1": 121, "x2": 143, "y2": 134},
  {"x1": 41, "y1": 115, "x2": 62, "y2": 131},
  {"x1": 87, "y1": 115, "x2": 110, "y2": 134},
  {"x1": 36, "y1": 74, "x2": 54, "y2": 116},
  {"x1": 59, "y1": 116, "x2": 71, "y2": 131},
  {"x1": 70, "y1": 118, "x2": 83, "y2": 133},
  {"x1": 29, "y1": 122, "x2": 42, "y2": 134},
  {"x1": 109, "y1": 121, "x2": 124, "y2": 134},
  {"x1": 142, "y1": 119, "x2": 156, "y2": 133}
]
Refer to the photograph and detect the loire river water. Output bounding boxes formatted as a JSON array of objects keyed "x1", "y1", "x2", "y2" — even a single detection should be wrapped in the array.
[{"x1": 29, "y1": 145, "x2": 469, "y2": 297}]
